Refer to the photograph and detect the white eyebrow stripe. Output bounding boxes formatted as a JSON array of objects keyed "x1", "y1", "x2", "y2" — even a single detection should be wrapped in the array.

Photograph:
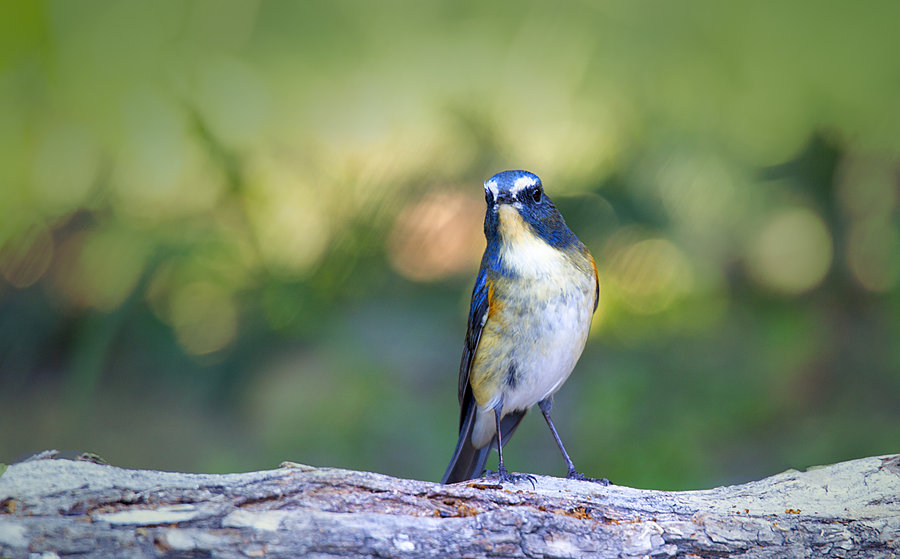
[
  {"x1": 509, "y1": 175, "x2": 537, "y2": 196},
  {"x1": 484, "y1": 179, "x2": 500, "y2": 199}
]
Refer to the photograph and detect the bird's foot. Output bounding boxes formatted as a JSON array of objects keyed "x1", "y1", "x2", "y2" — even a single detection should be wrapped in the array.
[
  {"x1": 566, "y1": 469, "x2": 610, "y2": 486},
  {"x1": 484, "y1": 467, "x2": 537, "y2": 489}
]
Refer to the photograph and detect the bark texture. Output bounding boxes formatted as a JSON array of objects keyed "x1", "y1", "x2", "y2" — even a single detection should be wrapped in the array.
[{"x1": 0, "y1": 452, "x2": 898, "y2": 558}]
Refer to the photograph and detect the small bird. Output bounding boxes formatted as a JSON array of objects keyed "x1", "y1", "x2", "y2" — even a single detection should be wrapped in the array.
[{"x1": 441, "y1": 170, "x2": 604, "y2": 485}]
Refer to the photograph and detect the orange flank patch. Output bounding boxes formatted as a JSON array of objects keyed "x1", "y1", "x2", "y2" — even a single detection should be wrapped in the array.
[
  {"x1": 487, "y1": 278, "x2": 501, "y2": 316},
  {"x1": 469, "y1": 333, "x2": 500, "y2": 405},
  {"x1": 469, "y1": 278, "x2": 504, "y2": 407}
]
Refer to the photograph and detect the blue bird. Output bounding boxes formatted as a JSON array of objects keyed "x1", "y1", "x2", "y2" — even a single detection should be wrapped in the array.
[{"x1": 441, "y1": 170, "x2": 605, "y2": 485}]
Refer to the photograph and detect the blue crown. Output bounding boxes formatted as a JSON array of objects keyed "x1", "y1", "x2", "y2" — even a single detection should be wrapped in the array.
[{"x1": 484, "y1": 170, "x2": 541, "y2": 193}]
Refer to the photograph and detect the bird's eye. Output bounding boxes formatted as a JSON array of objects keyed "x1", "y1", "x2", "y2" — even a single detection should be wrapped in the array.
[{"x1": 531, "y1": 188, "x2": 542, "y2": 203}]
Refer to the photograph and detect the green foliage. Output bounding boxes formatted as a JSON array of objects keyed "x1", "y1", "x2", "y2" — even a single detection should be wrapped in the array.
[{"x1": 0, "y1": 1, "x2": 898, "y2": 488}]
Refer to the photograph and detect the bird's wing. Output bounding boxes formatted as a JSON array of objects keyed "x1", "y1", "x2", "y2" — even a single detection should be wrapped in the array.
[
  {"x1": 590, "y1": 253, "x2": 600, "y2": 312},
  {"x1": 458, "y1": 267, "x2": 491, "y2": 407}
]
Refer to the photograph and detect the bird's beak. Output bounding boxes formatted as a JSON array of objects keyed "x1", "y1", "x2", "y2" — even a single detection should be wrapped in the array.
[{"x1": 496, "y1": 192, "x2": 514, "y2": 205}]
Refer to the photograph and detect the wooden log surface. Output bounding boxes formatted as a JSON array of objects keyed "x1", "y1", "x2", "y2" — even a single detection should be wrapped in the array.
[{"x1": 0, "y1": 451, "x2": 898, "y2": 558}]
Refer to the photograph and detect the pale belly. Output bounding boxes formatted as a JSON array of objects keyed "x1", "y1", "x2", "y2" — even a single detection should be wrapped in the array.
[{"x1": 486, "y1": 285, "x2": 593, "y2": 413}]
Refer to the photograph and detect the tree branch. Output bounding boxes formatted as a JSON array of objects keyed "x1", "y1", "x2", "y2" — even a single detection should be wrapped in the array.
[{"x1": 1, "y1": 452, "x2": 898, "y2": 558}]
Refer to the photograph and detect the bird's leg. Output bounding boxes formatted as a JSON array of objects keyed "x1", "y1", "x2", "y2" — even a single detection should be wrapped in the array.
[
  {"x1": 489, "y1": 400, "x2": 536, "y2": 488},
  {"x1": 538, "y1": 398, "x2": 609, "y2": 485},
  {"x1": 536, "y1": 398, "x2": 577, "y2": 473},
  {"x1": 493, "y1": 400, "x2": 511, "y2": 479}
]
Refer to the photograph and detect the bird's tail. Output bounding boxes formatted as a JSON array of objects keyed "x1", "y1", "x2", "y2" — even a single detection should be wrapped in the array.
[
  {"x1": 441, "y1": 399, "x2": 490, "y2": 484},
  {"x1": 441, "y1": 402, "x2": 526, "y2": 484}
]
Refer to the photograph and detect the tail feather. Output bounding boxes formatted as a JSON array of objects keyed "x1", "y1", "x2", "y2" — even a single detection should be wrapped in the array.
[
  {"x1": 442, "y1": 403, "x2": 527, "y2": 484},
  {"x1": 442, "y1": 400, "x2": 490, "y2": 483}
]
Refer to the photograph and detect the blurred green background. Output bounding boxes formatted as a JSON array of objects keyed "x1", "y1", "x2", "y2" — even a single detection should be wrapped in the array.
[{"x1": 1, "y1": 1, "x2": 899, "y2": 490}]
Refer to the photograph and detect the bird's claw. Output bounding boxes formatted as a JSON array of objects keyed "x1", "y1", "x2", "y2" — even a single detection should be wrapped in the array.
[
  {"x1": 484, "y1": 468, "x2": 537, "y2": 489},
  {"x1": 566, "y1": 470, "x2": 610, "y2": 485}
]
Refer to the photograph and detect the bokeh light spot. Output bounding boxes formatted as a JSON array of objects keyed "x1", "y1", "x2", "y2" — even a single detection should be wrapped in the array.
[
  {"x1": 836, "y1": 153, "x2": 897, "y2": 220},
  {"x1": 54, "y1": 227, "x2": 148, "y2": 310},
  {"x1": 169, "y1": 282, "x2": 238, "y2": 355},
  {"x1": 746, "y1": 208, "x2": 833, "y2": 295},
  {"x1": 605, "y1": 234, "x2": 694, "y2": 314},
  {"x1": 656, "y1": 153, "x2": 738, "y2": 232},
  {"x1": 112, "y1": 89, "x2": 196, "y2": 216},
  {"x1": 846, "y1": 218, "x2": 900, "y2": 293},
  {"x1": 387, "y1": 191, "x2": 483, "y2": 282},
  {"x1": 246, "y1": 157, "x2": 331, "y2": 277}
]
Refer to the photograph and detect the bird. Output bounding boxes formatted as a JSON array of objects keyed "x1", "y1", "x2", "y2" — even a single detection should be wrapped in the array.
[{"x1": 441, "y1": 169, "x2": 604, "y2": 485}]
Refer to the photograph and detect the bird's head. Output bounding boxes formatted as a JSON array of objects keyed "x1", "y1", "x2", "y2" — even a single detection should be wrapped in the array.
[{"x1": 482, "y1": 170, "x2": 579, "y2": 249}]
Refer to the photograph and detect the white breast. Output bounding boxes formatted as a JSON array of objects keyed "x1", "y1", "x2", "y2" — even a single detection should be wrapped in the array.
[{"x1": 497, "y1": 206, "x2": 572, "y2": 280}]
